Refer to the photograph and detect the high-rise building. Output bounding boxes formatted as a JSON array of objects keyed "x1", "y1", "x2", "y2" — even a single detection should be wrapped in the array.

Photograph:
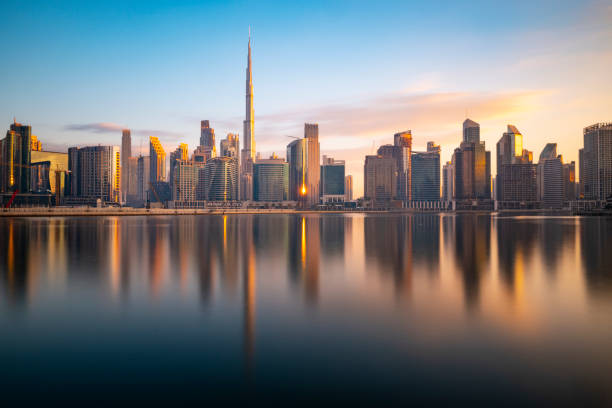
[
  {"x1": 126, "y1": 156, "x2": 139, "y2": 201},
  {"x1": 495, "y1": 125, "x2": 536, "y2": 205},
  {"x1": 537, "y1": 143, "x2": 564, "y2": 208},
  {"x1": 344, "y1": 175, "x2": 353, "y2": 201},
  {"x1": 137, "y1": 156, "x2": 150, "y2": 201},
  {"x1": 394, "y1": 131, "x2": 412, "y2": 201},
  {"x1": 149, "y1": 136, "x2": 166, "y2": 183},
  {"x1": 200, "y1": 120, "x2": 216, "y2": 159},
  {"x1": 169, "y1": 143, "x2": 188, "y2": 194},
  {"x1": 253, "y1": 156, "x2": 289, "y2": 201},
  {"x1": 121, "y1": 129, "x2": 131, "y2": 202},
  {"x1": 452, "y1": 119, "x2": 491, "y2": 201},
  {"x1": 1, "y1": 120, "x2": 31, "y2": 193},
  {"x1": 411, "y1": 142, "x2": 440, "y2": 201},
  {"x1": 30, "y1": 150, "x2": 68, "y2": 197},
  {"x1": 364, "y1": 154, "x2": 397, "y2": 207},
  {"x1": 172, "y1": 160, "x2": 203, "y2": 202},
  {"x1": 580, "y1": 123, "x2": 612, "y2": 201},
  {"x1": 287, "y1": 138, "x2": 307, "y2": 201},
  {"x1": 304, "y1": 123, "x2": 320, "y2": 207},
  {"x1": 199, "y1": 157, "x2": 238, "y2": 201},
  {"x1": 241, "y1": 34, "x2": 256, "y2": 201},
  {"x1": 67, "y1": 145, "x2": 120, "y2": 202},
  {"x1": 320, "y1": 155, "x2": 345, "y2": 203},
  {"x1": 220, "y1": 133, "x2": 240, "y2": 158},
  {"x1": 30, "y1": 135, "x2": 42, "y2": 151},
  {"x1": 442, "y1": 161, "x2": 454, "y2": 202},
  {"x1": 563, "y1": 161, "x2": 576, "y2": 201}
]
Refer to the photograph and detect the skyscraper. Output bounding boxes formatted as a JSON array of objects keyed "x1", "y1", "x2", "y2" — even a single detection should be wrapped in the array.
[
  {"x1": 537, "y1": 143, "x2": 563, "y2": 208},
  {"x1": 344, "y1": 175, "x2": 353, "y2": 201},
  {"x1": 305, "y1": 123, "x2": 320, "y2": 207},
  {"x1": 137, "y1": 155, "x2": 150, "y2": 202},
  {"x1": 121, "y1": 129, "x2": 131, "y2": 202},
  {"x1": 253, "y1": 156, "x2": 289, "y2": 202},
  {"x1": 220, "y1": 133, "x2": 240, "y2": 158},
  {"x1": 172, "y1": 160, "x2": 203, "y2": 203},
  {"x1": 442, "y1": 161, "x2": 454, "y2": 202},
  {"x1": 169, "y1": 143, "x2": 188, "y2": 194},
  {"x1": 199, "y1": 157, "x2": 239, "y2": 201},
  {"x1": 563, "y1": 161, "x2": 577, "y2": 201},
  {"x1": 452, "y1": 119, "x2": 491, "y2": 201},
  {"x1": 320, "y1": 156, "x2": 345, "y2": 203},
  {"x1": 240, "y1": 33, "x2": 255, "y2": 201},
  {"x1": 411, "y1": 142, "x2": 440, "y2": 201},
  {"x1": 364, "y1": 154, "x2": 397, "y2": 208},
  {"x1": 150, "y1": 136, "x2": 166, "y2": 183},
  {"x1": 580, "y1": 123, "x2": 612, "y2": 201},
  {"x1": 200, "y1": 120, "x2": 216, "y2": 160},
  {"x1": 1, "y1": 120, "x2": 32, "y2": 193},
  {"x1": 394, "y1": 131, "x2": 412, "y2": 201},
  {"x1": 287, "y1": 138, "x2": 307, "y2": 201},
  {"x1": 496, "y1": 125, "x2": 536, "y2": 206},
  {"x1": 67, "y1": 145, "x2": 120, "y2": 203}
]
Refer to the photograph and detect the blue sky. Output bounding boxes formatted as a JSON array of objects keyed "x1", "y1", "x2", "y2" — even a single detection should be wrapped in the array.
[{"x1": 1, "y1": 0, "x2": 611, "y2": 195}]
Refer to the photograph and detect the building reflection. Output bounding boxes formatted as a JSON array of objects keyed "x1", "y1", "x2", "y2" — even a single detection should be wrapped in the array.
[
  {"x1": 240, "y1": 216, "x2": 256, "y2": 378},
  {"x1": 0, "y1": 219, "x2": 29, "y2": 307},
  {"x1": 411, "y1": 214, "x2": 440, "y2": 275},
  {"x1": 580, "y1": 217, "x2": 612, "y2": 297},
  {"x1": 496, "y1": 218, "x2": 537, "y2": 294},
  {"x1": 447, "y1": 214, "x2": 491, "y2": 310},
  {"x1": 287, "y1": 215, "x2": 321, "y2": 304},
  {"x1": 364, "y1": 215, "x2": 413, "y2": 296}
]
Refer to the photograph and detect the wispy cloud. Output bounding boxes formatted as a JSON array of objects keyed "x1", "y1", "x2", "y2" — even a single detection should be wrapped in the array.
[{"x1": 64, "y1": 122, "x2": 184, "y2": 140}]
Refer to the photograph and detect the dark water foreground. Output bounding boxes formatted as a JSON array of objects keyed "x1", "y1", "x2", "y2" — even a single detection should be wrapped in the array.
[{"x1": 1, "y1": 214, "x2": 611, "y2": 405}]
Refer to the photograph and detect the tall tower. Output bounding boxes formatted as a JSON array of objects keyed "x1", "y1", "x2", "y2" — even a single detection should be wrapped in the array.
[
  {"x1": 121, "y1": 129, "x2": 131, "y2": 201},
  {"x1": 243, "y1": 32, "x2": 255, "y2": 160},
  {"x1": 240, "y1": 31, "x2": 255, "y2": 200}
]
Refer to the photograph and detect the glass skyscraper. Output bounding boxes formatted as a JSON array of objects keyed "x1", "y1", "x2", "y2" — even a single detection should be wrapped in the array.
[
  {"x1": 411, "y1": 142, "x2": 440, "y2": 201},
  {"x1": 253, "y1": 157, "x2": 289, "y2": 201}
]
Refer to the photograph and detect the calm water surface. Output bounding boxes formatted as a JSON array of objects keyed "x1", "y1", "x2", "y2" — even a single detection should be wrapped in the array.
[{"x1": 1, "y1": 214, "x2": 612, "y2": 404}]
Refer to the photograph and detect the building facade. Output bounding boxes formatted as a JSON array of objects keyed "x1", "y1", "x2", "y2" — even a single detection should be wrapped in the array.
[
  {"x1": 220, "y1": 133, "x2": 240, "y2": 158},
  {"x1": 1, "y1": 120, "x2": 32, "y2": 193},
  {"x1": 364, "y1": 154, "x2": 397, "y2": 208},
  {"x1": 287, "y1": 138, "x2": 307, "y2": 201},
  {"x1": 411, "y1": 142, "x2": 440, "y2": 201},
  {"x1": 253, "y1": 157, "x2": 289, "y2": 201},
  {"x1": 149, "y1": 136, "x2": 166, "y2": 183},
  {"x1": 393, "y1": 131, "x2": 412, "y2": 201},
  {"x1": 121, "y1": 129, "x2": 131, "y2": 202},
  {"x1": 320, "y1": 156, "x2": 345, "y2": 203},
  {"x1": 199, "y1": 157, "x2": 238, "y2": 201},
  {"x1": 442, "y1": 161, "x2": 454, "y2": 202},
  {"x1": 305, "y1": 123, "x2": 320, "y2": 207},
  {"x1": 344, "y1": 175, "x2": 353, "y2": 201},
  {"x1": 452, "y1": 119, "x2": 491, "y2": 201},
  {"x1": 67, "y1": 145, "x2": 121, "y2": 203},
  {"x1": 580, "y1": 123, "x2": 612, "y2": 200}
]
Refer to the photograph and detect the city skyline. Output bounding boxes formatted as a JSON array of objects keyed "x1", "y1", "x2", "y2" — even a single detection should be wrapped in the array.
[{"x1": 1, "y1": 1, "x2": 612, "y2": 197}]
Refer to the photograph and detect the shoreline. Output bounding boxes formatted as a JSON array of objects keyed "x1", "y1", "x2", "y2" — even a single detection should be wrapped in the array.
[{"x1": 1, "y1": 207, "x2": 608, "y2": 217}]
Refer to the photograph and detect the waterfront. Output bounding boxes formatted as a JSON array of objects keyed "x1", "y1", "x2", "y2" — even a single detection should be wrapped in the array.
[{"x1": 1, "y1": 214, "x2": 612, "y2": 404}]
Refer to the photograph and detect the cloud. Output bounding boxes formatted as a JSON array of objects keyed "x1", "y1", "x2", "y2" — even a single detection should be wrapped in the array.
[
  {"x1": 64, "y1": 122, "x2": 184, "y2": 140},
  {"x1": 64, "y1": 122, "x2": 125, "y2": 133}
]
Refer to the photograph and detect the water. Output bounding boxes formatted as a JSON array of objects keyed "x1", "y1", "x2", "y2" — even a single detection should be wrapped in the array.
[{"x1": 1, "y1": 214, "x2": 611, "y2": 404}]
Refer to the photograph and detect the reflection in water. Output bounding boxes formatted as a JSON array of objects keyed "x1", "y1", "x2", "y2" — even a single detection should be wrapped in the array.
[{"x1": 2, "y1": 214, "x2": 612, "y2": 403}]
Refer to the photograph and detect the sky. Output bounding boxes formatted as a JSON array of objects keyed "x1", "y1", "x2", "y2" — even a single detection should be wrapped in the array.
[{"x1": 1, "y1": 0, "x2": 611, "y2": 197}]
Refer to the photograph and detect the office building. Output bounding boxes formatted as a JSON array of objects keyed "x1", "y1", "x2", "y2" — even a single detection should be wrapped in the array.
[
  {"x1": 199, "y1": 157, "x2": 238, "y2": 201},
  {"x1": 394, "y1": 130, "x2": 412, "y2": 201},
  {"x1": 172, "y1": 160, "x2": 203, "y2": 202},
  {"x1": 537, "y1": 143, "x2": 564, "y2": 208},
  {"x1": 580, "y1": 123, "x2": 612, "y2": 201},
  {"x1": 137, "y1": 155, "x2": 150, "y2": 201},
  {"x1": 452, "y1": 119, "x2": 491, "y2": 201},
  {"x1": 67, "y1": 145, "x2": 121, "y2": 202},
  {"x1": 199, "y1": 120, "x2": 216, "y2": 160},
  {"x1": 169, "y1": 143, "x2": 188, "y2": 193},
  {"x1": 220, "y1": 133, "x2": 240, "y2": 158},
  {"x1": 320, "y1": 156, "x2": 345, "y2": 203},
  {"x1": 126, "y1": 156, "x2": 139, "y2": 202},
  {"x1": 496, "y1": 125, "x2": 536, "y2": 205},
  {"x1": 31, "y1": 135, "x2": 42, "y2": 151},
  {"x1": 1, "y1": 120, "x2": 32, "y2": 193},
  {"x1": 287, "y1": 138, "x2": 307, "y2": 201},
  {"x1": 563, "y1": 161, "x2": 577, "y2": 201},
  {"x1": 253, "y1": 156, "x2": 289, "y2": 201},
  {"x1": 30, "y1": 150, "x2": 68, "y2": 197},
  {"x1": 344, "y1": 175, "x2": 353, "y2": 201},
  {"x1": 121, "y1": 129, "x2": 131, "y2": 202},
  {"x1": 150, "y1": 136, "x2": 166, "y2": 183},
  {"x1": 305, "y1": 123, "x2": 321, "y2": 207},
  {"x1": 364, "y1": 154, "x2": 397, "y2": 207},
  {"x1": 411, "y1": 142, "x2": 440, "y2": 201},
  {"x1": 442, "y1": 161, "x2": 454, "y2": 202}
]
